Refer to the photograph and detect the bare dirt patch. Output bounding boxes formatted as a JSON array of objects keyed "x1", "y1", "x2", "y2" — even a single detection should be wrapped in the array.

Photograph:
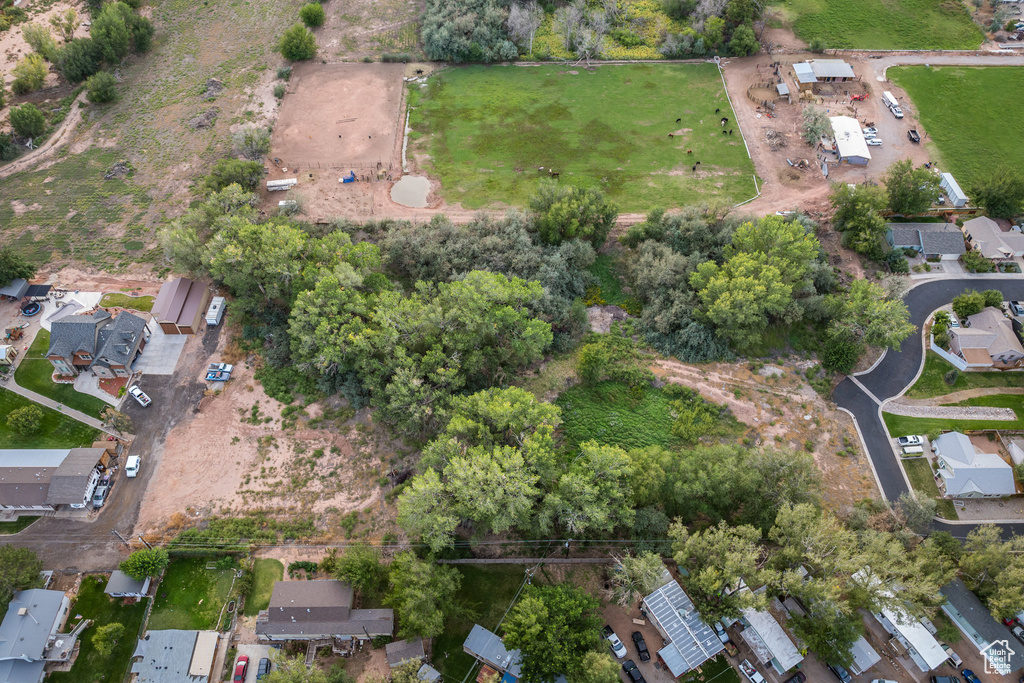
[{"x1": 653, "y1": 359, "x2": 879, "y2": 511}]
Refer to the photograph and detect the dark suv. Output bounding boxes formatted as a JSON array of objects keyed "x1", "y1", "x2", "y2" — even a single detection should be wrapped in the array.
[
  {"x1": 256, "y1": 658, "x2": 271, "y2": 680},
  {"x1": 622, "y1": 660, "x2": 645, "y2": 683},
  {"x1": 827, "y1": 663, "x2": 852, "y2": 683},
  {"x1": 631, "y1": 632, "x2": 650, "y2": 661}
]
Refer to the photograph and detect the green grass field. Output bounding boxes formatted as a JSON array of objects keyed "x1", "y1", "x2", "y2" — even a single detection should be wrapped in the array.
[
  {"x1": 556, "y1": 381, "x2": 677, "y2": 451},
  {"x1": 905, "y1": 351, "x2": 1024, "y2": 399},
  {"x1": 99, "y1": 293, "x2": 155, "y2": 312},
  {"x1": 883, "y1": 394, "x2": 1024, "y2": 435},
  {"x1": 902, "y1": 457, "x2": 957, "y2": 520},
  {"x1": 0, "y1": 389, "x2": 100, "y2": 448},
  {"x1": 243, "y1": 558, "x2": 284, "y2": 616},
  {"x1": 410, "y1": 64, "x2": 757, "y2": 212},
  {"x1": 0, "y1": 516, "x2": 39, "y2": 534},
  {"x1": 782, "y1": 0, "x2": 983, "y2": 49},
  {"x1": 432, "y1": 565, "x2": 527, "y2": 680},
  {"x1": 49, "y1": 576, "x2": 148, "y2": 683},
  {"x1": 889, "y1": 67, "x2": 1024, "y2": 189},
  {"x1": 14, "y1": 331, "x2": 110, "y2": 417},
  {"x1": 148, "y1": 558, "x2": 235, "y2": 630}
]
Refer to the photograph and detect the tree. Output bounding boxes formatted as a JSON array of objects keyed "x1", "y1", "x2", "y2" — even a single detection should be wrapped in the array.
[
  {"x1": 334, "y1": 545, "x2": 388, "y2": 598},
  {"x1": 829, "y1": 279, "x2": 915, "y2": 349},
  {"x1": 0, "y1": 546, "x2": 43, "y2": 614},
  {"x1": 982, "y1": 289, "x2": 1004, "y2": 309},
  {"x1": 396, "y1": 469, "x2": 458, "y2": 553},
  {"x1": 788, "y1": 606, "x2": 861, "y2": 668},
  {"x1": 539, "y1": 441, "x2": 634, "y2": 535},
  {"x1": 959, "y1": 525, "x2": 1018, "y2": 602},
  {"x1": 894, "y1": 492, "x2": 937, "y2": 532},
  {"x1": 232, "y1": 126, "x2": 272, "y2": 161},
  {"x1": 90, "y1": 2, "x2": 135, "y2": 62},
  {"x1": 829, "y1": 183, "x2": 888, "y2": 259},
  {"x1": 11, "y1": 54, "x2": 48, "y2": 95},
  {"x1": 570, "y1": 652, "x2": 621, "y2": 683},
  {"x1": 670, "y1": 521, "x2": 765, "y2": 622},
  {"x1": 22, "y1": 24, "x2": 58, "y2": 61},
  {"x1": 119, "y1": 548, "x2": 169, "y2": 579},
  {"x1": 972, "y1": 169, "x2": 1024, "y2": 219},
  {"x1": 729, "y1": 24, "x2": 759, "y2": 56},
  {"x1": 952, "y1": 290, "x2": 992, "y2": 319},
  {"x1": 690, "y1": 251, "x2": 793, "y2": 349},
  {"x1": 55, "y1": 38, "x2": 101, "y2": 83},
  {"x1": 11, "y1": 103, "x2": 46, "y2": 140},
  {"x1": 821, "y1": 325, "x2": 862, "y2": 374},
  {"x1": 0, "y1": 247, "x2": 37, "y2": 286},
  {"x1": 384, "y1": 552, "x2": 460, "y2": 638},
  {"x1": 263, "y1": 655, "x2": 332, "y2": 683},
  {"x1": 801, "y1": 105, "x2": 829, "y2": 145},
  {"x1": 6, "y1": 406, "x2": 43, "y2": 435},
  {"x1": 506, "y1": 0, "x2": 544, "y2": 53},
  {"x1": 662, "y1": 0, "x2": 696, "y2": 20},
  {"x1": 50, "y1": 8, "x2": 81, "y2": 43},
  {"x1": 529, "y1": 180, "x2": 618, "y2": 249},
  {"x1": 278, "y1": 23, "x2": 317, "y2": 60},
  {"x1": 101, "y1": 407, "x2": 134, "y2": 434},
  {"x1": 607, "y1": 552, "x2": 665, "y2": 607},
  {"x1": 86, "y1": 71, "x2": 118, "y2": 103},
  {"x1": 390, "y1": 662, "x2": 422, "y2": 683},
  {"x1": 728, "y1": 214, "x2": 820, "y2": 287},
  {"x1": 299, "y1": 3, "x2": 325, "y2": 27},
  {"x1": 204, "y1": 158, "x2": 264, "y2": 193},
  {"x1": 445, "y1": 445, "x2": 540, "y2": 534},
  {"x1": 93, "y1": 622, "x2": 125, "y2": 657},
  {"x1": 989, "y1": 557, "x2": 1024, "y2": 621},
  {"x1": 884, "y1": 159, "x2": 941, "y2": 215},
  {"x1": 503, "y1": 584, "x2": 602, "y2": 683}
]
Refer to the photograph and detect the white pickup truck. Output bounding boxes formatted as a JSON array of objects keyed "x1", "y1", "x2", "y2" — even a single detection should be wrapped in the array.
[{"x1": 739, "y1": 660, "x2": 766, "y2": 683}]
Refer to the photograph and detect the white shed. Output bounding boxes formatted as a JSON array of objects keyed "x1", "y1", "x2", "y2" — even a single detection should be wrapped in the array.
[
  {"x1": 940, "y1": 173, "x2": 968, "y2": 207},
  {"x1": 830, "y1": 116, "x2": 871, "y2": 165}
]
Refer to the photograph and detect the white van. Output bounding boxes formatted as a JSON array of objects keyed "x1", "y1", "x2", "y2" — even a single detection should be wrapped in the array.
[
  {"x1": 902, "y1": 446, "x2": 924, "y2": 456},
  {"x1": 125, "y1": 455, "x2": 141, "y2": 478}
]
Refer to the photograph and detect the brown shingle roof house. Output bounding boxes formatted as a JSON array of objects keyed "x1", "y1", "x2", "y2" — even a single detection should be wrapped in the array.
[
  {"x1": 151, "y1": 278, "x2": 211, "y2": 335},
  {"x1": 255, "y1": 580, "x2": 393, "y2": 642}
]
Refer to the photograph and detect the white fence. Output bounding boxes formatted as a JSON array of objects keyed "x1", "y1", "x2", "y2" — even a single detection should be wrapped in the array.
[{"x1": 930, "y1": 333, "x2": 968, "y2": 371}]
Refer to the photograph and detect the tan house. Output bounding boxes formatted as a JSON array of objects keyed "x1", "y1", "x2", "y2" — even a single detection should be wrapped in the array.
[
  {"x1": 949, "y1": 307, "x2": 1024, "y2": 368},
  {"x1": 961, "y1": 216, "x2": 1024, "y2": 260},
  {"x1": 152, "y1": 278, "x2": 211, "y2": 335}
]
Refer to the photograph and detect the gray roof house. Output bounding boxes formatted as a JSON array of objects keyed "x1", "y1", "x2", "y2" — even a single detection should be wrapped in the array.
[
  {"x1": 739, "y1": 607, "x2": 803, "y2": 675},
  {"x1": 0, "y1": 448, "x2": 105, "y2": 512},
  {"x1": 0, "y1": 589, "x2": 79, "y2": 683},
  {"x1": 131, "y1": 630, "x2": 219, "y2": 683},
  {"x1": 386, "y1": 637, "x2": 425, "y2": 668},
  {"x1": 255, "y1": 580, "x2": 393, "y2": 642},
  {"x1": 941, "y1": 578, "x2": 1024, "y2": 675},
  {"x1": 933, "y1": 432, "x2": 1016, "y2": 499},
  {"x1": 886, "y1": 223, "x2": 966, "y2": 260},
  {"x1": 105, "y1": 570, "x2": 151, "y2": 599},
  {"x1": 463, "y1": 624, "x2": 522, "y2": 679},
  {"x1": 793, "y1": 59, "x2": 855, "y2": 85},
  {"x1": 950, "y1": 307, "x2": 1024, "y2": 368},
  {"x1": 47, "y1": 310, "x2": 148, "y2": 379},
  {"x1": 642, "y1": 570, "x2": 724, "y2": 677}
]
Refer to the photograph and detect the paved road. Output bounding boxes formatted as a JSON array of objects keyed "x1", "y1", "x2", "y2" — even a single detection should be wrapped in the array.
[{"x1": 832, "y1": 277, "x2": 1024, "y2": 538}]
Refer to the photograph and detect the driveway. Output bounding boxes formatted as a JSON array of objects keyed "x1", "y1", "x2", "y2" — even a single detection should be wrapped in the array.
[
  {"x1": 132, "y1": 323, "x2": 187, "y2": 376},
  {"x1": 236, "y1": 644, "x2": 275, "y2": 683},
  {"x1": 832, "y1": 278, "x2": 1024, "y2": 537}
]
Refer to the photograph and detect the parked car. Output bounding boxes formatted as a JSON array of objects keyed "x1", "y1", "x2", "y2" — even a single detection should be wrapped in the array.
[
  {"x1": 863, "y1": 127, "x2": 878, "y2": 135},
  {"x1": 208, "y1": 362, "x2": 235, "y2": 373},
  {"x1": 783, "y1": 674, "x2": 806, "y2": 683},
  {"x1": 622, "y1": 660, "x2": 645, "y2": 683},
  {"x1": 867, "y1": 138, "x2": 883, "y2": 147},
  {"x1": 714, "y1": 621, "x2": 730, "y2": 645},
  {"x1": 931, "y1": 677, "x2": 961, "y2": 683},
  {"x1": 961, "y1": 670, "x2": 981, "y2": 683},
  {"x1": 871, "y1": 680, "x2": 900, "y2": 683},
  {"x1": 125, "y1": 455, "x2": 141, "y2": 478},
  {"x1": 234, "y1": 656, "x2": 249, "y2": 683},
  {"x1": 863, "y1": 131, "x2": 877, "y2": 139},
  {"x1": 1002, "y1": 617, "x2": 1019, "y2": 627},
  {"x1": 603, "y1": 626, "x2": 627, "y2": 659},
  {"x1": 739, "y1": 660, "x2": 766, "y2": 683},
  {"x1": 828, "y1": 664, "x2": 853, "y2": 683},
  {"x1": 1012, "y1": 625, "x2": 1024, "y2": 646},
  {"x1": 631, "y1": 632, "x2": 650, "y2": 661},
  {"x1": 908, "y1": 129, "x2": 921, "y2": 143},
  {"x1": 949, "y1": 318, "x2": 960, "y2": 328},
  {"x1": 257, "y1": 658, "x2": 271, "y2": 680},
  {"x1": 92, "y1": 483, "x2": 110, "y2": 508},
  {"x1": 206, "y1": 370, "x2": 231, "y2": 381},
  {"x1": 943, "y1": 644, "x2": 962, "y2": 668},
  {"x1": 128, "y1": 385, "x2": 151, "y2": 407},
  {"x1": 898, "y1": 435, "x2": 923, "y2": 446},
  {"x1": 1010, "y1": 301, "x2": 1024, "y2": 317}
]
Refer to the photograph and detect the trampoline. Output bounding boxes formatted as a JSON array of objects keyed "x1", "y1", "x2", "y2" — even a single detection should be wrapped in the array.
[{"x1": 21, "y1": 302, "x2": 41, "y2": 316}]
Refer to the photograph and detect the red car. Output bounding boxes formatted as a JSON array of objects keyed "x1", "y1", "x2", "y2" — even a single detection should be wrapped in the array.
[{"x1": 233, "y1": 656, "x2": 249, "y2": 683}]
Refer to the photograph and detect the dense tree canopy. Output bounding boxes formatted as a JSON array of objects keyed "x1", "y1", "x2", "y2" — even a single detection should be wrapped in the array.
[
  {"x1": 884, "y1": 159, "x2": 941, "y2": 215},
  {"x1": 0, "y1": 247, "x2": 36, "y2": 286},
  {"x1": 385, "y1": 553, "x2": 461, "y2": 638}
]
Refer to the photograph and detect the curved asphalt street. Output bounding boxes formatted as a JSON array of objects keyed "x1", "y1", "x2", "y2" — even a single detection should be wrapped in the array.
[{"x1": 832, "y1": 277, "x2": 1024, "y2": 538}]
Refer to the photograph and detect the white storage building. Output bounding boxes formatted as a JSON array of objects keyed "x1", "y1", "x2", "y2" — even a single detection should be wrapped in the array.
[
  {"x1": 829, "y1": 116, "x2": 871, "y2": 165},
  {"x1": 940, "y1": 173, "x2": 968, "y2": 207}
]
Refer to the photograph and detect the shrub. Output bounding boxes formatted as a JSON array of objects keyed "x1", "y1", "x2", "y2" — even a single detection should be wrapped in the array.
[
  {"x1": 91, "y1": 2, "x2": 154, "y2": 62},
  {"x1": 119, "y1": 548, "x2": 169, "y2": 579},
  {"x1": 529, "y1": 180, "x2": 617, "y2": 248},
  {"x1": 276, "y1": 65, "x2": 292, "y2": 80},
  {"x1": 7, "y1": 406, "x2": 43, "y2": 435},
  {"x1": 944, "y1": 369, "x2": 959, "y2": 386},
  {"x1": 952, "y1": 290, "x2": 985, "y2": 319},
  {"x1": 232, "y1": 126, "x2": 272, "y2": 161},
  {"x1": 11, "y1": 53, "x2": 48, "y2": 95},
  {"x1": 886, "y1": 250, "x2": 909, "y2": 273},
  {"x1": 381, "y1": 52, "x2": 414, "y2": 62},
  {"x1": 273, "y1": 83, "x2": 286, "y2": 99},
  {"x1": 0, "y1": 134, "x2": 19, "y2": 162},
  {"x1": 22, "y1": 24, "x2": 58, "y2": 61},
  {"x1": 85, "y1": 70, "x2": 118, "y2": 102},
  {"x1": 661, "y1": 0, "x2": 695, "y2": 20},
  {"x1": 204, "y1": 158, "x2": 264, "y2": 192},
  {"x1": 299, "y1": 2, "x2": 325, "y2": 27},
  {"x1": 822, "y1": 326, "x2": 862, "y2": 374},
  {"x1": 277, "y1": 23, "x2": 316, "y2": 60},
  {"x1": 9, "y1": 104, "x2": 47, "y2": 139},
  {"x1": 56, "y1": 38, "x2": 101, "y2": 82},
  {"x1": 808, "y1": 37, "x2": 826, "y2": 53},
  {"x1": 422, "y1": 0, "x2": 518, "y2": 62},
  {"x1": 961, "y1": 250, "x2": 995, "y2": 273}
]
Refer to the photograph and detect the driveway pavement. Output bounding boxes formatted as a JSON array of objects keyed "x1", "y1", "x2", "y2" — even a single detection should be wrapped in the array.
[
  {"x1": 832, "y1": 278, "x2": 1024, "y2": 537},
  {"x1": 132, "y1": 323, "x2": 187, "y2": 376},
  {"x1": 236, "y1": 644, "x2": 275, "y2": 683}
]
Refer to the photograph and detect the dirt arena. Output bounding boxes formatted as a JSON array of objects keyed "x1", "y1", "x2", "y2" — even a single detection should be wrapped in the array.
[{"x1": 271, "y1": 62, "x2": 406, "y2": 171}]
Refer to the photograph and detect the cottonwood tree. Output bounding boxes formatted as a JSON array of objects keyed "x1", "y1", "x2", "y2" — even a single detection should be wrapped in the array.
[
  {"x1": 972, "y1": 168, "x2": 1024, "y2": 219},
  {"x1": 828, "y1": 279, "x2": 915, "y2": 349},
  {"x1": 0, "y1": 247, "x2": 36, "y2": 287},
  {"x1": 884, "y1": 159, "x2": 941, "y2": 215},
  {"x1": 570, "y1": 652, "x2": 621, "y2": 683},
  {"x1": 384, "y1": 553, "x2": 460, "y2": 639},
  {"x1": 607, "y1": 552, "x2": 665, "y2": 607},
  {"x1": 829, "y1": 182, "x2": 888, "y2": 259},
  {"x1": 507, "y1": 0, "x2": 543, "y2": 54},
  {"x1": 539, "y1": 441, "x2": 634, "y2": 535},
  {"x1": 334, "y1": 545, "x2": 388, "y2": 598},
  {"x1": 529, "y1": 181, "x2": 618, "y2": 248},
  {"x1": 397, "y1": 469, "x2": 458, "y2": 553},
  {"x1": 801, "y1": 105, "x2": 830, "y2": 145}
]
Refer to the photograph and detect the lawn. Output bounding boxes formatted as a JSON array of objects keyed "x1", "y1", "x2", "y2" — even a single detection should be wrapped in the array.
[
  {"x1": 243, "y1": 558, "x2": 284, "y2": 616},
  {"x1": 148, "y1": 557, "x2": 235, "y2": 630},
  {"x1": 556, "y1": 381, "x2": 678, "y2": 451},
  {"x1": 884, "y1": 394, "x2": 1024, "y2": 435},
  {"x1": 0, "y1": 389, "x2": 100, "y2": 448},
  {"x1": 49, "y1": 575, "x2": 148, "y2": 683},
  {"x1": 782, "y1": 0, "x2": 983, "y2": 49},
  {"x1": 679, "y1": 654, "x2": 740, "y2": 683},
  {"x1": 902, "y1": 456, "x2": 958, "y2": 520},
  {"x1": 432, "y1": 565, "x2": 528, "y2": 680},
  {"x1": 0, "y1": 516, "x2": 39, "y2": 534},
  {"x1": 889, "y1": 67, "x2": 1024, "y2": 189},
  {"x1": 905, "y1": 351, "x2": 1024, "y2": 399},
  {"x1": 99, "y1": 293, "x2": 155, "y2": 312},
  {"x1": 410, "y1": 64, "x2": 757, "y2": 212},
  {"x1": 14, "y1": 330, "x2": 110, "y2": 417}
]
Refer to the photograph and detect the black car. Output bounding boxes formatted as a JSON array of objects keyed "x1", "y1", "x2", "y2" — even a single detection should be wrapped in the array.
[
  {"x1": 783, "y1": 674, "x2": 806, "y2": 683},
  {"x1": 622, "y1": 659, "x2": 645, "y2": 683},
  {"x1": 256, "y1": 658, "x2": 271, "y2": 680},
  {"x1": 631, "y1": 632, "x2": 650, "y2": 662},
  {"x1": 828, "y1": 664, "x2": 852, "y2": 683}
]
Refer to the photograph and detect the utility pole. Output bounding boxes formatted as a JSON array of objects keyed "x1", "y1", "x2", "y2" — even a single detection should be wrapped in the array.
[
  {"x1": 111, "y1": 530, "x2": 131, "y2": 549},
  {"x1": 138, "y1": 536, "x2": 153, "y2": 549}
]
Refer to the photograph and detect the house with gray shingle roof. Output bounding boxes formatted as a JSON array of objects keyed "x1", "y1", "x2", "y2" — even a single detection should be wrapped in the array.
[
  {"x1": 934, "y1": 432, "x2": 1016, "y2": 498},
  {"x1": 950, "y1": 307, "x2": 1024, "y2": 368},
  {"x1": 887, "y1": 223, "x2": 966, "y2": 260},
  {"x1": 105, "y1": 570, "x2": 151, "y2": 599},
  {"x1": 255, "y1": 580, "x2": 393, "y2": 642},
  {"x1": 0, "y1": 589, "x2": 79, "y2": 683},
  {"x1": 47, "y1": 310, "x2": 148, "y2": 378}
]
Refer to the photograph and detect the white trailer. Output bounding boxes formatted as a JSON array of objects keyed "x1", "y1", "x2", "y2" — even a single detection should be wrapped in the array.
[
  {"x1": 205, "y1": 296, "x2": 226, "y2": 326},
  {"x1": 266, "y1": 178, "x2": 298, "y2": 192}
]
